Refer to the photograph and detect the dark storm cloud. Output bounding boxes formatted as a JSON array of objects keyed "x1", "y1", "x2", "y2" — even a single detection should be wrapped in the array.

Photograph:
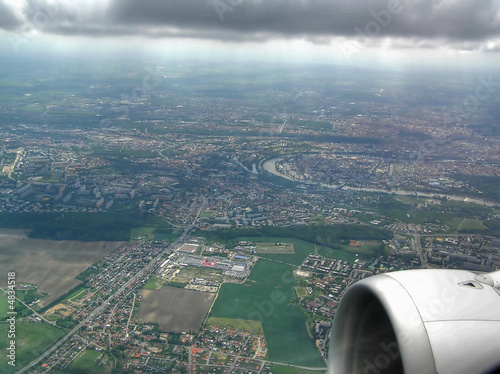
[
  {"x1": 105, "y1": 0, "x2": 500, "y2": 42},
  {"x1": 0, "y1": 0, "x2": 22, "y2": 31},
  {"x1": 4, "y1": 0, "x2": 500, "y2": 47}
]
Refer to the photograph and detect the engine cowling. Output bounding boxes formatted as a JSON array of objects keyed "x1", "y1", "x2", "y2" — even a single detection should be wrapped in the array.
[{"x1": 329, "y1": 269, "x2": 500, "y2": 374}]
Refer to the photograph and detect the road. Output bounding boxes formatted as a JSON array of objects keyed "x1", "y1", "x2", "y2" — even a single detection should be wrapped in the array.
[
  {"x1": 125, "y1": 293, "x2": 136, "y2": 338},
  {"x1": 412, "y1": 234, "x2": 427, "y2": 269},
  {"x1": 17, "y1": 238, "x2": 183, "y2": 373},
  {"x1": 17, "y1": 199, "x2": 206, "y2": 373},
  {"x1": 0, "y1": 287, "x2": 57, "y2": 327}
]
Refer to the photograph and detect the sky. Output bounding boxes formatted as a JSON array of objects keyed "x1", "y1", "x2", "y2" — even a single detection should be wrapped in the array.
[{"x1": 0, "y1": 0, "x2": 500, "y2": 68}]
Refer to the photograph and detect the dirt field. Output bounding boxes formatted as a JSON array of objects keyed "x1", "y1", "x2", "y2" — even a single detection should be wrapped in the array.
[
  {"x1": 44, "y1": 303, "x2": 76, "y2": 317},
  {"x1": 138, "y1": 286, "x2": 215, "y2": 333},
  {"x1": 0, "y1": 229, "x2": 125, "y2": 307}
]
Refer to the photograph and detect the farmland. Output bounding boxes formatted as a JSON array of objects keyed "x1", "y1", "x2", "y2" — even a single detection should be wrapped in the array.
[
  {"x1": 138, "y1": 286, "x2": 215, "y2": 333},
  {"x1": 0, "y1": 229, "x2": 124, "y2": 307},
  {"x1": 210, "y1": 260, "x2": 325, "y2": 367},
  {"x1": 0, "y1": 321, "x2": 66, "y2": 373}
]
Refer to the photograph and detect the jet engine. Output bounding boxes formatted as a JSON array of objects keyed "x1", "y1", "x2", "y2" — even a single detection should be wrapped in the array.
[{"x1": 329, "y1": 269, "x2": 500, "y2": 374}]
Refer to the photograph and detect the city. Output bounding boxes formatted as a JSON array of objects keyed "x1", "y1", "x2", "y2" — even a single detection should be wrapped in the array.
[{"x1": 1, "y1": 1, "x2": 500, "y2": 373}]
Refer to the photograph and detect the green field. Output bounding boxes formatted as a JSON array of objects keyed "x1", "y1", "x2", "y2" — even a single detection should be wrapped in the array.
[
  {"x1": 271, "y1": 364, "x2": 327, "y2": 374},
  {"x1": 143, "y1": 275, "x2": 165, "y2": 290},
  {"x1": 210, "y1": 260, "x2": 325, "y2": 367},
  {"x1": 68, "y1": 289, "x2": 90, "y2": 303},
  {"x1": 154, "y1": 229, "x2": 181, "y2": 242},
  {"x1": 235, "y1": 237, "x2": 356, "y2": 265},
  {"x1": 0, "y1": 293, "x2": 9, "y2": 319},
  {"x1": 0, "y1": 321, "x2": 66, "y2": 373},
  {"x1": 484, "y1": 221, "x2": 500, "y2": 237},
  {"x1": 60, "y1": 286, "x2": 90, "y2": 304},
  {"x1": 295, "y1": 287, "x2": 308, "y2": 298},
  {"x1": 338, "y1": 240, "x2": 382, "y2": 256},
  {"x1": 394, "y1": 196, "x2": 419, "y2": 204},
  {"x1": 130, "y1": 226, "x2": 157, "y2": 240},
  {"x1": 316, "y1": 243, "x2": 367, "y2": 259},
  {"x1": 201, "y1": 225, "x2": 392, "y2": 260},
  {"x1": 207, "y1": 317, "x2": 264, "y2": 334},
  {"x1": 0, "y1": 291, "x2": 32, "y2": 321},
  {"x1": 392, "y1": 210, "x2": 456, "y2": 224},
  {"x1": 451, "y1": 218, "x2": 488, "y2": 232},
  {"x1": 59, "y1": 349, "x2": 113, "y2": 374},
  {"x1": 449, "y1": 218, "x2": 463, "y2": 230},
  {"x1": 253, "y1": 241, "x2": 295, "y2": 254},
  {"x1": 375, "y1": 195, "x2": 497, "y2": 229}
]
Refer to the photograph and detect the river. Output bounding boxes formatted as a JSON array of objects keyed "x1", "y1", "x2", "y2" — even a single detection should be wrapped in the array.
[{"x1": 262, "y1": 157, "x2": 499, "y2": 207}]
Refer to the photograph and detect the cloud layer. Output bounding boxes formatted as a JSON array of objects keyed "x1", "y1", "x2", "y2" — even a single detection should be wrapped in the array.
[{"x1": 1, "y1": 0, "x2": 500, "y2": 50}]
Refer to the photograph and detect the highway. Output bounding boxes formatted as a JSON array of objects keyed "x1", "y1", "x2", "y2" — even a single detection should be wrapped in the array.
[
  {"x1": 17, "y1": 198, "x2": 205, "y2": 373},
  {"x1": 16, "y1": 237, "x2": 181, "y2": 373}
]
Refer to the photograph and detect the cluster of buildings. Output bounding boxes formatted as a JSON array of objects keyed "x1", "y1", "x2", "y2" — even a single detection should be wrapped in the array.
[
  {"x1": 292, "y1": 254, "x2": 374, "y2": 356},
  {"x1": 270, "y1": 153, "x2": 493, "y2": 196},
  {"x1": 190, "y1": 325, "x2": 269, "y2": 373},
  {"x1": 2, "y1": 101, "x2": 499, "y2": 230},
  {"x1": 33, "y1": 233, "x2": 272, "y2": 373},
  {"x1": 38, "y1": 240, "x2": 171, "y2": 372},
  {"x1": 178, "y1": 254, "x2": 254, "y2": 279},
  {"x1": 3, "y1": 65, "x2": 500, "y2": 373},
  {"x1": 120, "y1": 323, "x2": 274, "y2": 374},
  {"x1": 424, "y1": 235, "x2": 500, "y2": 271}
]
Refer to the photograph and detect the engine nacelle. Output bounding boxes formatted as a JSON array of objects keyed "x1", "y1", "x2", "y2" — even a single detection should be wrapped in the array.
[{"x1": 329, "y1": 269, "x2": 500, "y2": 374}]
